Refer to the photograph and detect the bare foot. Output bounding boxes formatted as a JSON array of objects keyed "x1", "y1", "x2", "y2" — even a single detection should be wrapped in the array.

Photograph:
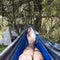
[
  {"x1": 18, "y1": 28, "x2": 36, "y2": 60},
  {"x1": 27, "y1": 27, "x2": 36, "y2": 44}
]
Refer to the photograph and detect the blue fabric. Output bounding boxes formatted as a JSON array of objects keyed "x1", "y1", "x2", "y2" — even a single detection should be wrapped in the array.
[
  {"x1": 11, "y1": 34, "x2": 28, "y2": 60},
  {"x1": 11, "y1": 33, "x2": 52, "y2": 60},
  {"x1": 35, "y1": 34, "x2": 52, "y2": 60}
]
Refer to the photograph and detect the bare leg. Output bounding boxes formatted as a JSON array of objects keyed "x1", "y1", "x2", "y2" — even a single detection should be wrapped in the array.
[
  {"x1": 33, "y1": 48, "x2": 44, "y2": 60},
  {"x1": 18, "y1": 28, "x2": 36, "y2": 60},
  {"x1": 18, "y1": 45, "x2": 34, "y2": 60}
]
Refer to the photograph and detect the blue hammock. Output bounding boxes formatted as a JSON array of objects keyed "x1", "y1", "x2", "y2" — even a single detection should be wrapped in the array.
[{"x1": 0, "y1": 27, "x2": 60, "y2": 60}]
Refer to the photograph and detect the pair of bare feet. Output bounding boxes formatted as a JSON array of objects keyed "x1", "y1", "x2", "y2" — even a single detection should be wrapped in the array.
[{"x1": 19, "y1": 28, "x2": 44, "y2": 60}]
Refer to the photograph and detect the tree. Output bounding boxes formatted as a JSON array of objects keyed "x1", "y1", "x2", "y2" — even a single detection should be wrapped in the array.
[{"x1": 0, "y1": 0, "x2": 60, "y2": 43}]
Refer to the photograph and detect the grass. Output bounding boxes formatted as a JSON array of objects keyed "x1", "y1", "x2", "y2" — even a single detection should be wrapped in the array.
[
  {"x1": 0, "y1": 30, "x2": 2, "y2": 39},
  {"x1": 0, "y1": 45, "x2": 7, "y2": 53}
]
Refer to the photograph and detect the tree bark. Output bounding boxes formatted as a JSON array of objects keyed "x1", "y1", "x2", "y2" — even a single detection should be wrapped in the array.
[{"x1": 34, "y1": 0, "x2": 42, "y2": 32}]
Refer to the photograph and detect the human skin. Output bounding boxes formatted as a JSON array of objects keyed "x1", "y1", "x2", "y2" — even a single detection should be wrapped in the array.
[
  {"x1": 18, "y1": 28, "x2": 44, "y2": 60},
  {"x1": 33, "y1": 48, "x2": 44, "y2": 60}
]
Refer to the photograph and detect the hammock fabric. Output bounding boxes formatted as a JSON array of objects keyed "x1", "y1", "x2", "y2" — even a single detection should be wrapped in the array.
[{"x1": 0, "y1": 27, "x2": 60, "y2": 60}]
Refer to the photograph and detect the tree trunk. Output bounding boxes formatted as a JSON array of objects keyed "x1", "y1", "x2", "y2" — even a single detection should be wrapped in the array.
[{"x1": 34, "y1": 0, "x2": 42, "y2": 32}]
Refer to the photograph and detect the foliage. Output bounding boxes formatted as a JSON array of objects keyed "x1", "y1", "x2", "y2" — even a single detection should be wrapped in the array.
[{"x1": 0, "y1": 0, "x2": 60, "y2": 43}]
